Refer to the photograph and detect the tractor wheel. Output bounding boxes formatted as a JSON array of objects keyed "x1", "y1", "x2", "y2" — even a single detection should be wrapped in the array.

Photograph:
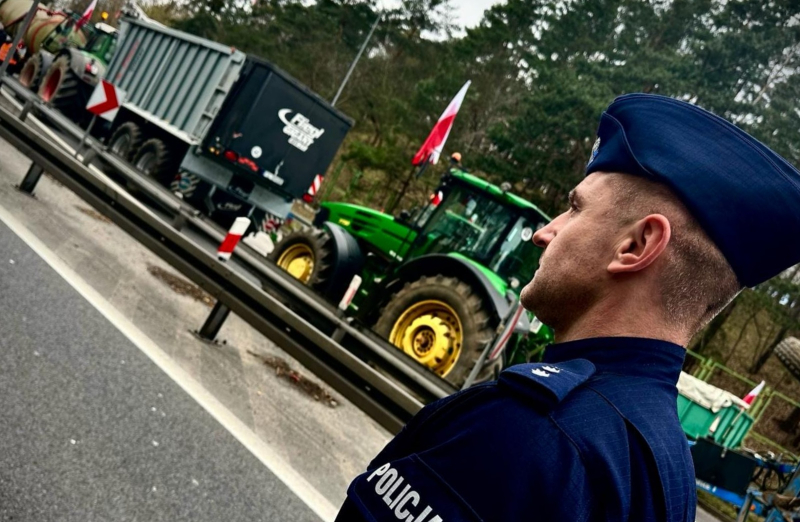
[
  {"x1": 776, "y1": 337, "x2": 800, "y2": 382},
  {"x1": 38, "y1": 55, "x2": 82, "y2": 120},
  {"x1": 374, "y1": 275, "x2": 496, "y2": 387},
  {"x1": 269, "y1": 228, "x2": 333, "y2": 288},
  {"x1": 132, "y1": 138, "x2": 173, "y2": 185},
  {"x1": 109, "y1": 122, "x2": 143, "y2": 162},
  {"x1": 19, "y1": 54, "x2": 44, "y2": 91}
]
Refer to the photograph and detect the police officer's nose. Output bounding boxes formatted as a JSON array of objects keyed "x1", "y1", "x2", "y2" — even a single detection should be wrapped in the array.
[
  {"x1": 533, "y1": 225, "x2": 555, "y2": 248},
  {"x1": 533, "y1": 220, "x2": 557, "y2": 248}
]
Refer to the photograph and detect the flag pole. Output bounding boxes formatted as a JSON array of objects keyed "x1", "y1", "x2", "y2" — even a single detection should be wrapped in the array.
[{"x1": 415, "y1": 155, "x2": 431, "y2": 179}]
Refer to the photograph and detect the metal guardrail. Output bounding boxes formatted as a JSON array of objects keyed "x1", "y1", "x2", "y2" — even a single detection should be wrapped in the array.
[{"x1": 0, "y1": 76, "x2": 460, "y2": 434}]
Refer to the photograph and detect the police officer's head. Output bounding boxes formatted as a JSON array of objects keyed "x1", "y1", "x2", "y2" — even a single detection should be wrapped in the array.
[{"x1": 521, "y1": 94, "x2": 800, "y2": 344}]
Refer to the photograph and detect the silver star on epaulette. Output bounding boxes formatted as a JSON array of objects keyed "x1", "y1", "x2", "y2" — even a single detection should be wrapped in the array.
[
  {"x1": 543, "y1": 366, "x2": 561, "y2": 374},
  {"x1": 532, "y1": 368, "x2": 550, "y2": 378}
]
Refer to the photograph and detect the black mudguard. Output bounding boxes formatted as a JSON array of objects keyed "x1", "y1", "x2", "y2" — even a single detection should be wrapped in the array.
[{"x1": 321, "y1": 222, "x2": 364, "y2": 302}]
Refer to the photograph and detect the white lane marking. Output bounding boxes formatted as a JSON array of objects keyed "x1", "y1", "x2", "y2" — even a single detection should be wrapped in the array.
[{"x1": 0, "y1": 204, "x2": 337, "y2": 522}]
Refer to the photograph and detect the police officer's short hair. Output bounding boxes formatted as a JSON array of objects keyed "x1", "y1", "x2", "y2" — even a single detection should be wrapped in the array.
[{"x1": 608, "y1": 174, "x2": 741, "y2": 332}]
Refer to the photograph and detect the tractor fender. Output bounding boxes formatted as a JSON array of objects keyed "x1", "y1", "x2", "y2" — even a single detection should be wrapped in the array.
[
  {"x1": 320, "y1": 222, "x2": 364, "y2": 302},
  {"x1": 382, "y1": 254, "x2": 513, "y2": 325},
  {"x1": 61, "y1": 48, "x2": 103, "y2": 87}
]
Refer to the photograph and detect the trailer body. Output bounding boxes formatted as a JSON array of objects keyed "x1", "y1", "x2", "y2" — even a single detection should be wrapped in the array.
[
  {"x1": 189, "y1": 57, "x2": 353, "y2": 213},
  {"x1": 105, "y1": 18, "x2": 246, "y2": 146},
  {"x1": 103, "y1": 18, "x2": 351, "y2": 221}
]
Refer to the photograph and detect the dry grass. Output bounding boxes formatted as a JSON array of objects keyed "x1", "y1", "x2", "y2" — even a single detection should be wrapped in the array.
[
  {"x1": 247, "y1": 350, "x2": 338, "y2": 407},
  {"x1": 75, "y1": 205, "x2": 112, "y2": 224},
  {"x1": 147, "y1": 264, "x2": 215, "y2": 307}
]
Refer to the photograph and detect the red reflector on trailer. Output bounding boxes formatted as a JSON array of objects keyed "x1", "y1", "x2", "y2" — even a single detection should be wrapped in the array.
[
  {"x1": 302, "y1": 194, "x2": 314, "y2": 203},
  {"x1": 224, "y1": 150, "x2": 239, "y2": 162}
]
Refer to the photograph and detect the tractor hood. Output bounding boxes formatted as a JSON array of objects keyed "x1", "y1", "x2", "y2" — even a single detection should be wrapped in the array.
[{"x1": 317, "y1": 202, "x2": 416, "y2": 261}]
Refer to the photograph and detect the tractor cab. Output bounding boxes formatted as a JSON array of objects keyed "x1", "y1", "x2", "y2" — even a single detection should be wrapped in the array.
[
  {"x1": 401, "y1": 169, "x2": 550, "y2": 293},
  {"x1": 81, "y1": 22, "x2": 117, "y2": 65},
  {"x1": 271, "y1": 166, "x2": 553, "y2": 386}
]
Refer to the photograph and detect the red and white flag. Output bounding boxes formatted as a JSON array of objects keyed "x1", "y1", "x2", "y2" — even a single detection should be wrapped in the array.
[
  {"x1": 743, "y1": 380, "x2": 766, "y2": 406},
  {"x1": 412, "y1": 80, "x2": 471, "y2": 166},
  {"x1": 76, "y1": 0, "x2": 98, "y2": 29}
]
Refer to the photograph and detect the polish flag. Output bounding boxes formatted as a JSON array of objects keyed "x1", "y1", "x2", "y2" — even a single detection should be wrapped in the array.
[
  {"x1": 743, "y1": 381, "x2": 766, "y2": 406},
  {"x1": 76, "y1": 0, "x2": 97, "y2": 29},
  {"x1": 412, "y1": 80, "x2": 471, "y2": 166}
]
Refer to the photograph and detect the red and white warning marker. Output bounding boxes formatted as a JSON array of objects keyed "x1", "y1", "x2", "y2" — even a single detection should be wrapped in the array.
[
  {"x1": 217, "y1": 217, "x2": 251, "y2": 261},
  {"x1": 303, "y1": 174, "x2": 324, "y2": 202},
  {"x1": 86, "y1": 79, "x2": 125, "y2": 122},
  {"x1": 338, "y1": 275, "x2": 363, "y2": 311}
]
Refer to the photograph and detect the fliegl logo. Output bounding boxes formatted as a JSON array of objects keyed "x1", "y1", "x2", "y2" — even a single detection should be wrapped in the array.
[{"x1": 278, "y1": 109, "x2": 325, "y2": 152}]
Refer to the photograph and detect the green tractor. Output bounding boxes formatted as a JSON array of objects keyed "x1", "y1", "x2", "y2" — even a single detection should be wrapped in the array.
[
  {"x1": 270, "y1": 167, "x2": 554, "y2": 387},
  {"x1": 36, "y1": 20, "x2": 117, "y2": 124}
]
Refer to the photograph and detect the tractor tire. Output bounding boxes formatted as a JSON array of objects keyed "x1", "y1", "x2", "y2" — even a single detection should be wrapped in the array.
[
  {"x1": 19, "y1": 53, "x2": 45, "y2": 91},
  {"x1": 38, "y1": 55, "x2": 83, "y2": 121},
  {"x1": 374, "y1": 275, "x2": 497, "y2": 387},
  {"x1": 109, "y1": 122, "x2": 143, "y2": 162},
  {"x1": 269, "y1": 228, "x2": 333, "y2": 288},
  {"x1": 776, "y1": 337, "x2": 800, "y2": 382},
  {"x1": 132, "y1": 138, "x2": 173, "y2": 186}
]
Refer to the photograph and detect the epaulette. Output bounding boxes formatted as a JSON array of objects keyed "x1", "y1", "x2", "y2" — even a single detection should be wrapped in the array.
[{"x1": 497, "y1": 359, "x2": 596, "y2": 411}]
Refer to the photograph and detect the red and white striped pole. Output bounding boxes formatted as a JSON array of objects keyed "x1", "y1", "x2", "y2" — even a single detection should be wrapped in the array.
[
  {"x1": 303, "y1": 174, "x2": 324, "y2": 203},
  {"x1": 217, "y1": 217, "x2": 251, "y2": 261}
]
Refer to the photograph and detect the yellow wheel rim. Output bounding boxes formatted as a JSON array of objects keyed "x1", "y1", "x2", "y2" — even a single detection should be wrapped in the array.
[
  {"x1": 276, "y1": 244, "x2": 315, "y2": 283},
  {"x1": 388, "y1": 300, "x2": 464, "y2": 377}
]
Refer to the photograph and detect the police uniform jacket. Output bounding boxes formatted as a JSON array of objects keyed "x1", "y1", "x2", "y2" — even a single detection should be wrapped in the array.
[{"x1": 335, "y1": 337, "x2": 696, "y2": 522}]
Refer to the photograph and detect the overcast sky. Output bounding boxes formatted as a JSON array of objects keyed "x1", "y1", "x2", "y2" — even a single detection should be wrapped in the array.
[
  {"x1": 376, "y1": 0, "x2": 504, "y2": 29},
  {"x1": 452, "y1": 0, "x2": 502, "y2": 28}
]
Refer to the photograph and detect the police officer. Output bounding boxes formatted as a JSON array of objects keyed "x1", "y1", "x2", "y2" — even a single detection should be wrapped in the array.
[{"x1": 335, "y1": 93, "x2": 800, "y2": 521}]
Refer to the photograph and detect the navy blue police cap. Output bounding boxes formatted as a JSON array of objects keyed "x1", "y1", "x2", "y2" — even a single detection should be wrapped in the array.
[{"x1": 586, "y1": 93, "x2": 800, "y2": 288}]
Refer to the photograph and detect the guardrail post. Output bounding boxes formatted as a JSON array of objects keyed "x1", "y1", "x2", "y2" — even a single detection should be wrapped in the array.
[
  {"x1": 195, "y1": 301, "x2": 231, "y2": 342},
  {"x1": 17, "y1": 163, "x2": 44, "y2": 194},
  {"x1": 462, "y1": 298, "x2": 523, "y2": 390},
  {"x1": 18, "y1": 98, "x2": 33, "y2": 122}
]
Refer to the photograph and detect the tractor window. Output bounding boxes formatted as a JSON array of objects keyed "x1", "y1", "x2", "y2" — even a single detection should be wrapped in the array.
[
  {"x1": 489, "y1": 217, "x2": 546, "y2": 286},
  {"x1": 413, "y1": 186, "x2": 516, "y2": 262}
]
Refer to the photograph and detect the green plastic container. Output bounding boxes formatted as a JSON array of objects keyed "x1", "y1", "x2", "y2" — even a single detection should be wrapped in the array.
[
  {"x1": 711, "y1": 406, "x2": 754, "y2": 449},
  {"x1": 677, "y1": 394, "x2": 754, "y2": 449},
  {"x1": 677, "y1": 394, "x2": 717, "y2": 439}
]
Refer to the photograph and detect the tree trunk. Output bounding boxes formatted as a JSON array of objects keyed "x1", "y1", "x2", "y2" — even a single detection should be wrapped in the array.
[
  {"x1": 690, "y1": 299, "x2": 737, "y2": 354},
  {"x1": 750, "y1": 325, "x2": 790, "y2": 374}
]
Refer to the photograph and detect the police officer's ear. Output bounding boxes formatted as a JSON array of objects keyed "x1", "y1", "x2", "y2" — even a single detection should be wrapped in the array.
[{"x1": 607, "y1": 214, "x2": 671, "y2": 275}]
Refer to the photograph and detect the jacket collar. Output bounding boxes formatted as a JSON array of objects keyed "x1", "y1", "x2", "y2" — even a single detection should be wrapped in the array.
[{"x1": 542, "y1": 336, "x2": 685, "y2": 385}]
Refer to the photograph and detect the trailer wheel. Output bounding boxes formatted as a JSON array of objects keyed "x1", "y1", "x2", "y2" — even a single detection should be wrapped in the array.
[
  {"x1": 133, "y1": 138, "x2": 173, "y2": 185},
  {"x1": 374, "y1": 275, "x2": 496, "y2": 387},
  {"x1": 269, "y1": 228, "x2": 333, "y2": 288},
  {"x1": 19, "y1": 53, "x2": 45, "y2": 91},
  {"x1": 776, "y1": 337, "x2": 800, "y2": 382},
  {"x1": 109, "y1": 122, "x2": 143, "y2": 162},
  {"x1": 38, "y1": 55, "x2": 82, "y2": 120}
]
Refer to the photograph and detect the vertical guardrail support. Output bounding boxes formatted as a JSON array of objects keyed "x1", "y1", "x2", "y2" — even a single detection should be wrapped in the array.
[
  {"x1": 17, "y1": 163, "x2": 44, "y2": 194},
  {"x1": 195, "y1": 301, "x2": 231, "y2": 342}
]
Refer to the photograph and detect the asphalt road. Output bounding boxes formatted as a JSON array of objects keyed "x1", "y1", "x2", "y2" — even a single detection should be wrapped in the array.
[
  {"x1": 0, "y1": 219, "x2": 321, "y2": 521},
  {"x1": 696, "y1": 506, "x2": 721, "y2": 522}
]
